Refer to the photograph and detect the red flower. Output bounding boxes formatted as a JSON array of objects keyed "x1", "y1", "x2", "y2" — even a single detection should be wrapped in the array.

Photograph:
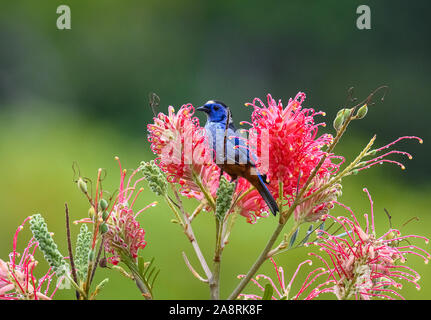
[
  {"x1": 235, "y1": 93, "x2": 342, "y2": 221},
  {"x1": 245, "y1": 93, "x2": 340, "y2": 196}
]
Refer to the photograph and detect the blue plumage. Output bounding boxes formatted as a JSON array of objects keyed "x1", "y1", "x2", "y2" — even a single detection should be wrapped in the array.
[{"x1": 197, "y1": 100, "x2": 279, "y2": 216}]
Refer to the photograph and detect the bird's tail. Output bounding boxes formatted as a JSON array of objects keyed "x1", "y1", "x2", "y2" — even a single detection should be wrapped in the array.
[{"x1": 255, "y1": 174, "x2": 279, "y2": 216}]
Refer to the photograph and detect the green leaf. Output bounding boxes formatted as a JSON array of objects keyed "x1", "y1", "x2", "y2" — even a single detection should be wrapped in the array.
[
  {"x1": 262, "y1": 284, "x2": 273, "y2": 300},
  {"x1": 288, "y1": 227, "x2": 300, "y2": 249},
  {"x1": 300, "y1": 224, "x2": 314, "y2": 245},
  {"x1": 138, "y1": 256, "x2": 146, "y2": 276}
]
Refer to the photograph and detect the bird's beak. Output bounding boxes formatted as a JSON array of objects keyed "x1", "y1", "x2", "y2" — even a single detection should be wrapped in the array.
[{"x1": 196, "y1": 105, "x2": 210, "y2": 113}]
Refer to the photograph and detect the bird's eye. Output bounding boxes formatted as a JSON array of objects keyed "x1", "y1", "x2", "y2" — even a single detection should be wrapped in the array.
[{"x1": 213, "y1": 106, "x2": 219, "y2": 111}]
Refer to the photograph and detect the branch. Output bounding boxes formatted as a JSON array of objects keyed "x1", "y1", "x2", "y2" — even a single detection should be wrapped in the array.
[{"x1": 64, "y1": 203, "x2": 79, "y2": 299}]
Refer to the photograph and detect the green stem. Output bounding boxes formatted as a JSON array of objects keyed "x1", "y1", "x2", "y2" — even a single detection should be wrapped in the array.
[
  {"x1": 114, "y1": 246, "x2": 153, "y2": 300},
  {"x1": 66, "y1": 274, "x2": 87, "y2": 299},
  {"x1": 193, "y1": 171, "x2": 216, "y2": 210},
  {"x1": 164, "y1": 195, "x2": 185, "y2": 227},
  {"x1": 210, "y1": 218, "x2": 223, "y2": 300},
  {"x1": 228, "y1": 222, "x2": 285, "y2": 300}
]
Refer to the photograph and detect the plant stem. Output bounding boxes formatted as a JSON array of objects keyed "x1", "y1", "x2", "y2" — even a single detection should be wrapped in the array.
[
  {"x1": 130, "y1": 268, "x2": 153, "y2": 300},
  {"x1": 66, "y1": 274, "x2": 87, "y2": 299},
  {"x1": 170, "y1": 188, "x2": 213, "y2": 281},
  {"x1": 113, "y1": 245, "x2": 153, "y2": 300},
  {"x1": 228, "y1": 222, "x2": 285, "y2": 300},
  {"x1": 210, "y1": 218, "x2": 223, "y2": 300},
  {"x1": 64, "y1": 203, "x2": 79, "y2": 299}
]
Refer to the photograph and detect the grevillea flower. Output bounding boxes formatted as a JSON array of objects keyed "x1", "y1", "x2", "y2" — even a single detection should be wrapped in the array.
[
  {"x1": 0, "y1": 217, "x2": 61, "y2": 300},
  {"x1": 294, "y1": 174, "x2": 342, "y2": 223},
  {"x1": 235, "y1": 93, "x2": 342, "y2": 221},
  {"x1": 245, "y1": 93, "x2": 340, "y2": 194},
  {"x1": 308, "y1": 188, "x2": 430, "y2": 300},
  {"x1": 352, "y1": 136, "x2": 423, "y2": 174},
  {"x1": 103, "y1": 158, "x2": 156, "y2": 265},
  {"x1": 238, "y1": 257, "x2": 329, "y2": 300},
  {"x1": 147, "y1": 105, "x2": 220, "y2": 201},
  {"x1": 148, "y1": 104, "x2": 263, "y2": 221}
]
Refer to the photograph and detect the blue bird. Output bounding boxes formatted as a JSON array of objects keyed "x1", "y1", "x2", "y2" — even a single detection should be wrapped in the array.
[{"x1": 197, "y1": 100, "x2": 279, "y2": 216}]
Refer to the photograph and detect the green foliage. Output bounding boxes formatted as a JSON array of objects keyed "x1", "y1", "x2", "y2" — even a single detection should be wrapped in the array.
[
  {"x1": 75, "y1": 224, "x2": 92, "y2": 281},
  {"x1": 29, "y1": 214, "x2": 68, "y2": 276},
  {"x1": 137, "y1": 256, "x2": 160, "y2": 293}
]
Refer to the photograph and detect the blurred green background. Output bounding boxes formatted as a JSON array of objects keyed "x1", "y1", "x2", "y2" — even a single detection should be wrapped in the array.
[{"x1": 0, "y1": 1, "x2": 430, "y2": 299}]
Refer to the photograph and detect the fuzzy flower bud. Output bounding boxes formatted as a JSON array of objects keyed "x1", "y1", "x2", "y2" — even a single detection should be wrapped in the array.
[
  {"x1": 75, "y1": 224, "x2": 92, "y2": 281},
  {"x1": 77, "y1": 177, "x2": 88, "y2": 194},
  {"x1": 29, "y1": 214, "x2": 68, "y2": 276},
  {"x1": 140, "y1": 160, "x2": 168, "y2": 196},
  {"x1": 215, "y1": 176, "x2": 235, "y2": 221}
]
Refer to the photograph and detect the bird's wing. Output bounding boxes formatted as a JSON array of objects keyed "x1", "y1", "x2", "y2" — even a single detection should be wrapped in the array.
[{"x1": 215, "y1": 126, "x2": 252, "y2": 166}]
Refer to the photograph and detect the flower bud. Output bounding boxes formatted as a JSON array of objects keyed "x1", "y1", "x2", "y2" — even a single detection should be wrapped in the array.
[
  {"x1": 140, "y1": 161, "x2": 168, "y2": 196},
  {"x1": 99, "y1": 222, "x2": 109, "y2": 234},
  {"x1": 99, "y1": 257, "x2": 108, "y2": 268},
  {"x1": 77, "y1": 178, "x2": 88, "y2": 194},
  {"x1": 333, "y1": 113, "x2": 345, "y2": 132},
  {"x1": 385, "y1": 231, "x2": 397, "y2": 241},
  {"x1": 99, "y1": 199, "x2": 109, "y2": 211},
  {"x1": 30, "y1": 214, "x2": 68, "y2": 276},
  {"x1": 102, "y1": 210, "x2": 109, "y2": 221},
  {"x1": 75, "y1": 224, "x2": 92, "y2": 280},
  {"x1": 88, "y1": 206, "x2": 95, "y2": 219},
  {"x1": 356, "y1": 104, "x2": 368, "y2": 119},
  {"x1": 215, "y1": 176, "x2": 235, "y2": 222}
]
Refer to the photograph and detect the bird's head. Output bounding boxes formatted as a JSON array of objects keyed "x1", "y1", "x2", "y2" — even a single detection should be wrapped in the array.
[{"x1": 197, "y1": 100, "x2": 229, "y2": 123}]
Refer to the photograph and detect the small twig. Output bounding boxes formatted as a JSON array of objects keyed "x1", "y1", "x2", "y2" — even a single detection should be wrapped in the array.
[
  {"x1": 190, "y1": 203, "x2": 204, "y2": 222},
  {"x1": 171, "y1": 186, "x2": 213, "y2": 281},
  {"x1": 90, "y1": 237, "x2": 104, "y2": 284},
  {"x1": 182, "y1": 252, "x2": 208, "y2": 283},
  {"x1": 65, "y1": 203, "x2": 79, "y2": 300}
]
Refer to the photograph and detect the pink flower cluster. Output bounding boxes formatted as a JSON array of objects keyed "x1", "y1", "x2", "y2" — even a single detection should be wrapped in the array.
[
  {"x1": 103, "y1": 159, "x2": 156, "y2": 265},
  {"x1": 0, "y1": 217, "x2": 60, "y2": 300},
  {"x1": 147, "y1": 105, "x2": 220, "y2": 201},
  {"x1": 245, "y1": 93, "x2": 339, "y2": 194},
  {"x1": 238, "y1": 257, "x2": 329, "y2": 300},
  {"x1": 308, "y1": 188, "x2": 430, "y2": 300}
]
